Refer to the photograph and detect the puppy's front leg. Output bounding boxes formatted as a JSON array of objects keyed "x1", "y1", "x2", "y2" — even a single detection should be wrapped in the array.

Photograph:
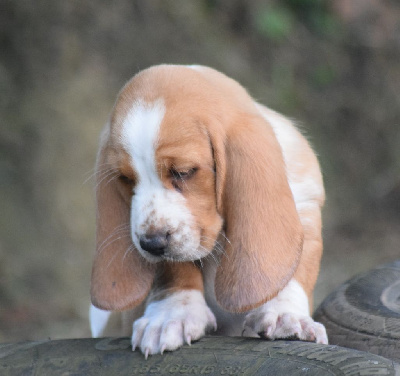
[{"x1": 131, "y1": 262, "x2": 216, "y2": 358}]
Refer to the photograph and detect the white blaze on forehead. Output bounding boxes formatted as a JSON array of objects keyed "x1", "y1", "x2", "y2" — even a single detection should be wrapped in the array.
[{"x1": 121, "y1": 99, "x2": 165, "y2": 186}]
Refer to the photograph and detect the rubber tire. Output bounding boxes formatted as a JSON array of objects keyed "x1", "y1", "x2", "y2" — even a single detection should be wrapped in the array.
[
  {"x1": 314, "y1": 259, "x2": 400, "y2": 362},
  {"x1": 1, "y1": 336, "x2": 399, "y2": 376}
]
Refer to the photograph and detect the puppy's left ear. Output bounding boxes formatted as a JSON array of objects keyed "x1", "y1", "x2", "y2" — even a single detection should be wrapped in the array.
[{"x1": 212, "y1": 112, "x2": 303, "y2": 313}]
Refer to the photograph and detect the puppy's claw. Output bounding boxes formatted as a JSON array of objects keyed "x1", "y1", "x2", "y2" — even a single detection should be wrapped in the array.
[
  {"x1": 266, "y1": 325, "x2": 275, "y2": 338},
  {"x1": 131, "y1": 291, "x2": 216, "y2": 356}
]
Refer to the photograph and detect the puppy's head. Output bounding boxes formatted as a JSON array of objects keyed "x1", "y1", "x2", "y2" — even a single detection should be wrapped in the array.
[{"x1": 91, "y1": 65, "x2": 303, "y2": 312}]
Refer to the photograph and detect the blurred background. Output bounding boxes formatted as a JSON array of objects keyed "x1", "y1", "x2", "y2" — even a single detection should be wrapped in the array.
[{"x1": 1, "y1": 0, "x2": 399, "y2": 342}]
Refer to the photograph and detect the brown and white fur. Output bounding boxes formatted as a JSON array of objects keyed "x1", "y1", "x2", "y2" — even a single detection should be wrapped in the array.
[{"x1": 90, "y1": 65, "x2": 327, "y2": 358}]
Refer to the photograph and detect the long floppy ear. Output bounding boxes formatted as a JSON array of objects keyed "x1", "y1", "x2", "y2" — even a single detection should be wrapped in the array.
[
  {"x1": 213, "y1": 112, "x2": 303, "y2": 313},
  {"x1": 90, "y1": 131, "x2": 156, "y2": 311}
]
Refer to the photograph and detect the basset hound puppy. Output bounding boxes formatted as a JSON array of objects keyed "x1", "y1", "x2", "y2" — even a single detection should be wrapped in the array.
[{"x1": 90, "y1": 64, "x2": 328, "y2": 358}]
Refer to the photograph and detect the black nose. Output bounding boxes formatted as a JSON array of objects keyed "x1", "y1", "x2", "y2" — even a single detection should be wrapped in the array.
[{"x1": 139, "y1": 232, "x2": 170, "y2": 256}]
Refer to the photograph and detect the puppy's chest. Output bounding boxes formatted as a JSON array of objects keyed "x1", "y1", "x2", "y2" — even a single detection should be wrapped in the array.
[{"x1": 202, "y1": 261, "x2": 248, "y2": 336}]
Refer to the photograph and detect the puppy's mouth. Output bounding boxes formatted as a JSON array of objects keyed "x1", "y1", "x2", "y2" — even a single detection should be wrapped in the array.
[
  {"x1": 133, "y1": 232, "x2": 209, "y2": 263},
  {"x1": 137, "y1": 246, "x2": 209, "y2": 263}
]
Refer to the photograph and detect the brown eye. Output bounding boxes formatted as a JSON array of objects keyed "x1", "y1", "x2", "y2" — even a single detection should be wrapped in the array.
[
  {"x1": 119, "y1": 174, "x2": 133, "y2": 185},
  {"x1": 170, "y1": 167, "x2": 197, "y2": 181},
  {"x1": 170, "y1": 167, "x2": 198, "y2": 192}
]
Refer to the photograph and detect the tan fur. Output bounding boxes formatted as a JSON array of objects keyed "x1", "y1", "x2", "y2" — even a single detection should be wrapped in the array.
[
  {"x1": 90, "y1": 65, "x2": 323, "y2": 316},
  {"x1": 213, "y1": 112, "x2": 303, "y2": 312},
  {"x1": 149, "y1": 262, "x2": 204, "y2": 301},
  {"x1": 256, "y1": 105, "x2": 325, "y2": 313},
  {"x1": 293, "y1": 206, "x2": 323, "y2": 313}
]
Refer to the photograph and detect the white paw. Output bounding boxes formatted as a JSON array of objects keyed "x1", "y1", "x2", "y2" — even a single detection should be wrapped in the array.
[
  {"x1": 244, "y1": 310, "x2": 328, "y2": 344},
  {"x1": 131, "y1": 290, "x2": 217, "y2": 357},
  {"x1": 243, "y1": 279, "x2": 328, "y2": 344}
]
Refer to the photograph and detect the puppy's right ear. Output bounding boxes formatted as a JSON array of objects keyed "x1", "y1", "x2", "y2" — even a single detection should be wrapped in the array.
[{"x1": 90, "y1": 129, "x2": 155, "y2": 311}]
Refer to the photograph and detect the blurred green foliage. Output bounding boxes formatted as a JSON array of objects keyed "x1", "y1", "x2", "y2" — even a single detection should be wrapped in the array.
[
  {"x1": 255, "y1": 5, "x2": 294, "y2": 41},
  {"x1": 312, "y1": 64, "x2": 337, "y2": 88},
  {"x1": 254, "y1": 0, "x2": 339, "y2": 41},
  {"x1": 284, "y1": 0, "x2": 339, "y2": 34}
]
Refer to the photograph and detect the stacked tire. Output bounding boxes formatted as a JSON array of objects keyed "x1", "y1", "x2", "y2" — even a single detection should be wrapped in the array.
[
  {"x1": 1, "y1": 336, "x2": 399, "y2": 375},
  {"x1": 2, "y1": 261, "x2": 400, "y2": 375},
  {"x1": 314, "y1": 260, "x2": 400, "y2": 363}
]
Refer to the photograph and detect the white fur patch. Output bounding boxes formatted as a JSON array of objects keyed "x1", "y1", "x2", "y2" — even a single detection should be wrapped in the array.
[
  {"x1": 244, "y1": 279, "x2": 328, "y2": 344},
  {"x1": 255, "y1": 103, "x2": 324, "y2": 207},
  {"x1": 121, "y1": 100, "x2": 205, "y2": 262},
  {"x1": 131, "y1": 290, "x2": 217, "y2": 358},
  {"x1": 121, "y1": 99, "x2": 165, "y2": 189},
  {"x1": 131, "y1": 189, "x2": 204, "y2": 261},
  {"x1": 89, "y1": 304, "x2": 112, "y2": 338}
]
